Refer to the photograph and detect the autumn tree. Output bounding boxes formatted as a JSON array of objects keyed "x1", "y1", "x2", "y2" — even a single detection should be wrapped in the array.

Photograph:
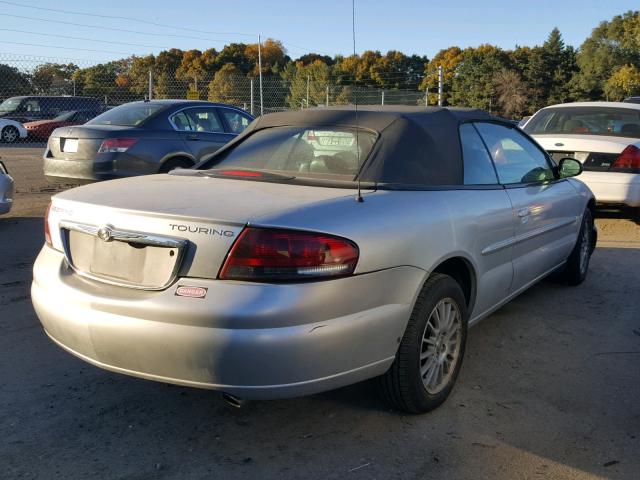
[
  {"x1": 420, "y1": 47, "x2": 463, "y2": 105},
  {"x1": 282, "y1": 59, "x2": 331, "y2": 108},
  {"x1": 245, "y1": 38, "x2": 288, "y2": 75},
  {"x1": 604, "y1": 64, "x2": 640, "y2": 100}
]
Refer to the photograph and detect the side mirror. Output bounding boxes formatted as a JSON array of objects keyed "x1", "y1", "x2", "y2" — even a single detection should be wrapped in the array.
[
  {"x1": 558, "y1": 157, "x2": 582, "y2": 178},
  {"x1": 0, "y1": 160, "x2": 7, "y2": 175}
]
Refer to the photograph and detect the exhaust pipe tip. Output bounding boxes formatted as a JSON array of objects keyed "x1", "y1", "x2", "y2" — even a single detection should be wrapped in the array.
[{"x1": 221, "y1": 392, "x2": 246, "y2": 408}]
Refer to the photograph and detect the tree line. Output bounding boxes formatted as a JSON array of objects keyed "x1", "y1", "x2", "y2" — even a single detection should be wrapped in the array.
[{"x1": 1, "y1": 10, "x2": 638, "y2": 118}]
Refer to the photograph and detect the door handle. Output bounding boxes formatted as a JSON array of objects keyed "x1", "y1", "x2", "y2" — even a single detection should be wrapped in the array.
[
  {"x1": 517, "y1": 207, "x2": 530, "y2": 218},
  {"x1": 186, "y1": 135, "x2": 199, "y2": 141}
]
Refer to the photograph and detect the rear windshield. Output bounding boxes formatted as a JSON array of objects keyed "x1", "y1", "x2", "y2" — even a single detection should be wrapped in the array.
[
  {"x1": 201, "y1": 126, "x2": 377, "y2": 180},
  {"x1": 0, "y1": 98, "x2": 22, "y2": 113},
  {"x1": 88, "y1": 103, "x2": 163, "y2": 126},
  {"x1": 524, "y1": 106, "x2": 640, "y2": 138}
]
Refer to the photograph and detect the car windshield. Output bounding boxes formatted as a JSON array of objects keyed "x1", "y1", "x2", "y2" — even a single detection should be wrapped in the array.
[
  {"x1": 0, "y1": 98, "x2": 21, "y2": 113},
  {"x1": 88, "y1": 103, "x2": 164, "y2": 126},
  {"x1": 524, "y1": 106, "x2": 640, "y2": 138},
  {"x1": 201, "y1": 126, "x2": 377, "y2": 180},
  {"x1": 53, "y1": 111, "x2": 76, "y2": 121}
]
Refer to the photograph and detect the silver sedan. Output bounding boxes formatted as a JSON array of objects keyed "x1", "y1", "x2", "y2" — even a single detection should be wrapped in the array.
[
  {"x1": 32, "y1": 106, "x2": 596, "y2": 413},
  {"x1": 0, "y1": 160, "x2": 14, "y2": 214}
]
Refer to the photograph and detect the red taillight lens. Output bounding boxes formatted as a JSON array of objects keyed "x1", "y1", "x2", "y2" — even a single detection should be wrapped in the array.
[
  {"x1": 612, "y1": 145, "x2": 640, "y2": 169},
  {"x1": 98, "y1": 138, "x2": 138, "y2": 153},
  {"x1": 307, "y1": 130, "x2": 318, "y2": 141},
  {"x1": 44, "y1": 202, "x2": 52, "y2": 246},
  {"x1": 219, "y1": 228, "x2": 359, "y2": 281}
]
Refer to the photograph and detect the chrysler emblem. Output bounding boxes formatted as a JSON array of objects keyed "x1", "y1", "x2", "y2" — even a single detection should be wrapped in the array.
[
  {"x1": 97, "y1": 226, "x2": 114, "y2": 242},
  {"x1": 555, "y1": 142, "x2": 564, "y2": 147}
]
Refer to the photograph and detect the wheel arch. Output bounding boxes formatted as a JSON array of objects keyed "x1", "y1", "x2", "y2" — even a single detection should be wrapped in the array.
[
  {"x1": 429, "y1": 255, "x2": 477, "y2": 314},
  {"x1": 158, "y1": 153, "x2": 196, "y2": 172}
]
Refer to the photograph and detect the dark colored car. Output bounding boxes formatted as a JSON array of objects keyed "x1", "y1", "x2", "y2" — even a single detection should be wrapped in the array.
[
  {"x1": 624, "y1": 96, "x2": 640, "y2": 104},
  {"x1": 43, "y1": 100, "x2": 254, "y2": 183},
  {"x1": 24, "y1": 110, "x2": 100, "y2": 141},
  {"x1": 0, "y1": 96, "x2": 104, "y2": 123}
]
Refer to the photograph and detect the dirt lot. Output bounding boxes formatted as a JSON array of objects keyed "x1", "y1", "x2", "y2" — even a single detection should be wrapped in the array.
[{"x1": 1, "y1": 148, "x2": 639, "y2": 479}]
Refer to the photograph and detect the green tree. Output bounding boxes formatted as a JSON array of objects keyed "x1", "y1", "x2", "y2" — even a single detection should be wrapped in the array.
[
  {"x1": 571, "y1": 11, "x2": 640, "y2": 100},
  {"x1": 0, "y1": 64, "x2": 31, "y2": 98},
  {"x1": 154, "y1": 49, "x2": 187, "y2": 98},
  {"x1": 215, "y1": 43, "x2": 251, "y2": 74},
  {"x1": 282, "y1": 59, "x2": 331, "y2": 108},
  {"x1": 32, "y1": 63, "x2": 78, "y2": 95},
  {"x1": 208, "y1": 63, "x2": 247, "y2": 106},
  {"x1": 449, "y1": 45, "x2": 511, "y2": 111},
  {"x1": 421, "y1": 47, "x2": 463, "y2": 105}
]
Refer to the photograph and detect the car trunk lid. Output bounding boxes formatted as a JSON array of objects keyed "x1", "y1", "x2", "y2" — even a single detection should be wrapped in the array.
[
  {"x1": 46, "y1": 125, "x2": 139, "y2": 160},
  {"x1": 48, "y1": 174, "x2": 363, "y2": 287},
  {"x1": 533, "y1": 134, "x2": 639, "y2": 171}
]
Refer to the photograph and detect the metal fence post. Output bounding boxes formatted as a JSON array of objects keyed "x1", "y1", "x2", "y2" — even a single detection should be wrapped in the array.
[
  {"x1": 258, "y1": 35, "x2": 263, "y2": 116},
  {"x1": 250, "y1": 78, "x2": 254, "y2": 115},
  {"x1": 438, "y1": 66, "x2": 443, "y2": 107},
  {"x1": 306, "y1": 75, "x2": 310, "y2": 109},
  {"x1": 148, "y1": 69, "x2": 153, "y2": 101},
  {"x1": 326, "y1": 85, "x2": 329, "y2": 107},
  {"x1": 381, "y1": 90, "x2": 385, "y2": 106},
  {"x1": 425, "y1": 86, "x2": 429, "y2": 106}
]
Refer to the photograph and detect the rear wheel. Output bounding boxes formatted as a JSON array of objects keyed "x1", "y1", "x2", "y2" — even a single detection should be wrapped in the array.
[
  {"x1": 561, "y1": 208, "x2": 593, "y2": 285},
  {"x1": 1, "y1": 126, "x2": 19, "y2": 143},
  {"x1": 159, "y1": 158, "x2": 193, "y2": 173},
  {"x1": 378, "y1": 273, "x2": 468, "y2": 414}
]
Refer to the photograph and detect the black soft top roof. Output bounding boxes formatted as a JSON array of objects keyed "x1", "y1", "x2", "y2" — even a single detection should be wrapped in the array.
[{"x1": 201, "y1": 106, "x2": 503, "y2": 186}]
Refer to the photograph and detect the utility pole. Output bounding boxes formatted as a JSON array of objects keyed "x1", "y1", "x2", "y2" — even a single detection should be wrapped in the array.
[
  {"x1": 425, "y1": 86, "x2": 429, "y2": 106},
  {"x1": 250, "y1": 78, "x2": 254, "y2": 115},
  {"x1": 438, "y1": 66, "x2": 443, "y2": 107},
  {"x1": 148, "y1": 69, "x2": 153, "y2": 101},
  {"x1": 306, "y1": 75, "x2": 310, "y2": 109},
  {"x1": 326, "y1": 85, "x2": 329, "y2": 107},
  {"x1": 258, "y1": 35, "x2": 263, "y2": 116}
]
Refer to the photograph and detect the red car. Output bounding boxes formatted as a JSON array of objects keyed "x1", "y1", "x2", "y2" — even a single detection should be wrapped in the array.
[{"x1": 24, "y1": 110, "x2": 99, "y2": 141}]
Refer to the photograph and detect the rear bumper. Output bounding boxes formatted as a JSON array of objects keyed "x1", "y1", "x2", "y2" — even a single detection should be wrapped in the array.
[
  {"x1": 580, "y1": 171, "x2": 640, "y2": 207},
  {"x1": 43, "y1": 156, "x2": 121, "y2": 183},
  {"x1": 31, "y1": 246, "x2": 424, "y2": 399}
]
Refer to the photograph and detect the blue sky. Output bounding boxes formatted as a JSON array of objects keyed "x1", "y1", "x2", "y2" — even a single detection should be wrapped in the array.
[{"x1": 0, "y1": 0, "x2": 637, "y2": 64}]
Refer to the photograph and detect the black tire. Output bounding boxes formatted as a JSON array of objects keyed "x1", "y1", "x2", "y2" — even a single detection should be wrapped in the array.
[
  {"x1": 159, "y1": 158, "x2": 193, "y2": 173},
  {"x1": 378, "y1": 273, "x2": 468, "y2": 414},
  {"x1": 1, "y1": 126, "x2": 19, "y2": 143},
  {"x1": 561, "y1": 208, "x2": 593, "y2": 286}
]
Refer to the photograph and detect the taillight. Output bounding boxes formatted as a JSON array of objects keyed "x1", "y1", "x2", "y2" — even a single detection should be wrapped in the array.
[
  {"x1": 44, "y1": 202, "x2": 52, "y2": 246},
  {"x1": 219, "y1": 228, "x2": 359, "y2": 281},
  {"x1": 612, "y1": 145, "x2": 640, "y2": 169},
  {"x1": 98, "y1": 138, "x2": 138, "y2": 153},
  {"x1": 307, "y1": 130, "x2": 318, "y2": 141}
]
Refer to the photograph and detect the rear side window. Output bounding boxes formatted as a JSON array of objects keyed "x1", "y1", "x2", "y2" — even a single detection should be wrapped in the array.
[
  {"x1": 474, "y1": 123, "x2": 555, "y2": 184},
  {"x1": 460, "y1": 123, "x2": 498, "y2": 185},
  {"x1": 202, "y1": 126, "x2": 377, "y2": 179},
  {"x1": 220, "y1": 109, "x2": 251, "y2": 134},
  {"x1": 524, "y1": 106, "x2": 640, "y2": 138},
  {"x1": 88, "y1": 103, "x2": 164, "y2": 126},
  {"x1": 183, "y1": 108, "x2": 224, "y2": 133}
]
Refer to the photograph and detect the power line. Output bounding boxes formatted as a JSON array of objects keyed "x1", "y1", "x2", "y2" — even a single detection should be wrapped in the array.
[
  {"x1": 0, "y1": 40, "x2": 134, "y2": 56},
  {"x1": 0, "y1": 28, "x2": 179, "y2": 50},
  {"x1": 0, "y1": 3, "x2": 331, "y2": 56}
]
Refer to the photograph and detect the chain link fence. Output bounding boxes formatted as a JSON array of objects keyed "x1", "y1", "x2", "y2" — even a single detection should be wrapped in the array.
[{"x1": 0, "y1": 53, "x2": 428, "y2": 144}]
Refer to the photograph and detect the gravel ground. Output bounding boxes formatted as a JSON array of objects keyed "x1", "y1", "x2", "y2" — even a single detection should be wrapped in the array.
[{"x1": 1, "y1": 147, "x2": 639, "y2": 479}]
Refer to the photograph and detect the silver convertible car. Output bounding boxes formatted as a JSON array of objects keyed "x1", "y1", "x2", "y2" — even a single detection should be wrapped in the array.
[{"x1": 32, "y1": 107, "x2": 596, "y2": 413}]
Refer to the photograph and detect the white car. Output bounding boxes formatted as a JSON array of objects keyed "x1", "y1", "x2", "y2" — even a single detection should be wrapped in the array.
[
  {"x1": 0, "y1": 118, "x2": 27, "y2": 143},
  {"x1": 524, "y1": 102, "x2": 640, "y2": 208}
]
